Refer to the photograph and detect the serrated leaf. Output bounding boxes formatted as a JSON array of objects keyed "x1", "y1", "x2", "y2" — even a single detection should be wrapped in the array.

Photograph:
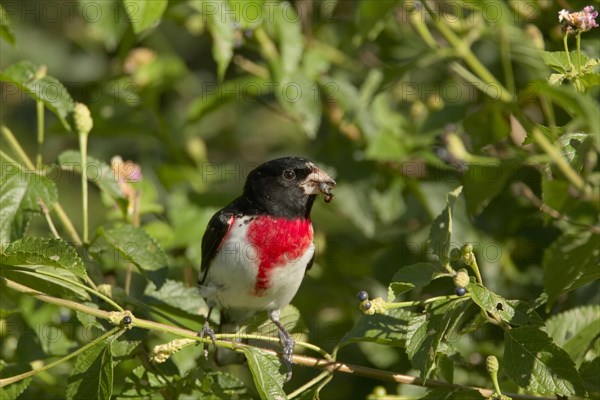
[
  {"x1": 206, "y1": 0, "x2": 235, "y2": 80},
  {"x1": 467, "y1": 283, "x2": 544, "y2": 327},
  {"x1": 102, "y1": 225, "x2": 168, "y2": 272},
  {"x1": 406, "y1": 299, "x2": 468, "y2": 380},
  {"x1": 0, "y1": 61, "x2": 74, "y2": 129},
  {"x1": 338, "y1": 308, "x2": 415, "y2": 349},
  {"x1": 0, "y1": 363, "x2": 32, "y2": 400},
  {"x1": 123, "y1": 0, "x2": 167, "y2": 34},
  {"x1": 0, "y1": 4, "x2": 15, "y2": 46},
  {"x1": 1, "y1": 237, "x2": 87, "y2": 280},
  {"x1": 240, "y1": 347, "x2": 287, "y2": 400},
  {"x1": 0, "y1": 170, "x2": 58, "y2": 245},
  {"x1": 58, "y1": 151, "x2": 124, "y2": 200},
  {"x1": 0, "y1": 268, "x2": 90, "y2": 300},
  {"x1": 143, "y1": 279, "x2": 206, "y2": 315},
  {"x1": 429, "y1": 186, "x2": 462, "y2": 263},
  {"x1": 543, "y1": 231, "x2": 600, "y2": 306},
  {"x1": 541, "y1": 51, "x2": 573, "y2": 73},
  {"x1": 504, "y1": 327, "x2": 587, "y2": 396},
  {"x1": 66, "y1": 339, "x2": 113, "y2": 400},
  {"x1": 546, "y1": 305, "x2": 600, "y2": 365},
  {"x1": 388, "y1": 262, "x2": 442, "y2": 300}
]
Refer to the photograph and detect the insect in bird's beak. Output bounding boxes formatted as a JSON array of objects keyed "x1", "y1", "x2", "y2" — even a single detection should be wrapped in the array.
[{"x1": 300, "y1": 164, "x2": 336, "y2": 202}]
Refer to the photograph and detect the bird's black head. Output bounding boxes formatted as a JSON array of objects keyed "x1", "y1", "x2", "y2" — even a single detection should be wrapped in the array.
[{"x1": 240, "y1": 157, "x2": 335, "y2": 219}]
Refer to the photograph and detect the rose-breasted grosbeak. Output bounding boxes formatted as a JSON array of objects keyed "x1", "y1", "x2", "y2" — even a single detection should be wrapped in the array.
[{"x1": 198, "y1": 157, "x2": 335, "y2": 380}]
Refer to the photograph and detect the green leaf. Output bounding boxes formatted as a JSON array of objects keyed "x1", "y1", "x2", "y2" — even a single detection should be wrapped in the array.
[
  {"x1": 463, "y1": 105, "x2": 510, "y2": 150},
  {"x1": 546, "y1": 305, "x2": 600, "y2": 365},
  {"x1": 66, "y1": 340, "x2": 113, "y2": 400},
  {"x1": 101, "y1": 225, "x2": 168, "y2": 272},
  {"x1": 0, "y1": 169, "x2": 58, "y2": 245},
  {"x1": 406, "y1": 299, "x2": 468, "y2": 380},
  {"x1": 0, "y1": 362, "x2": 32, "y2": 400},
  {"x1": 543, "y1": 231, "x2": 600, "y2": 306},
  {"x1": 579, "y1": 357, "x2": 600, "y2": 394},
  {"x1": 0, "y1": 268, "x2": 90, "y2": 300},
  {"x1": 0, "y1": 4, "x2": 15, "y2": 46},
  {"x1": 123, "y1": 0, "x2": 168, "y2": 34},
  {"x1": 530, "y1": 80, "x2": 599, "y2": 136},
  {"x1": 0, "y1": 61, "x2": 74, "y2": 130},
  {"x1": 205, "y1": 0, "x2": 236, "y2": 80},
  {"x1": 388, "y1": 262, "x2": 442, "y2": 301},
  {"x1": 58, "y1": 151, "x2": 124, "y2": 200},
  {"x1": 541, "y1": 51, "x2": 573, "y2": 74},
  {"x1": 462, "y1": 162, "x2": 516, "y2": 215},
  {"x1": 429, "y1": 186, "x2": 462, "y2": 264},
  {"x1": 1, "y1": 237, "x2": 88, "y2": 280},
  {"x1": 78, "y1": 0, "x2": 127, "y2": 51},
  {"x1": 272, "y1": 1, "x2": 303, "y2": 80},
  {"x1": 467, "y1": 283, "x2": 544, "y2": 327},
  {"x1": 143, "y1": 279, "x2": 206, "y2": 315},
  {"x1": 243, "y1": 305, "x2": 306, "y2": 337},
  {"x1": 355, "y1": 0, "x2": 400, "y2": 42},
  {"x1": 228, "y1": 0, "x2": 264, "y2": 28},
  {"x1": 240, "y1": 347, "x2": 287, "y2": 400},
  {"x1": 504, "y1": 327, "x2": 587, "y2": 396},
  {"x1": 187, "y1": 75, "x2": 268, "y2": 122},
  {"x1": 337, "y1": 308, "x2": 415, "y2": 348},
  {"x1": 276, "y1": 70, "x2": 322, "y2": 138}
]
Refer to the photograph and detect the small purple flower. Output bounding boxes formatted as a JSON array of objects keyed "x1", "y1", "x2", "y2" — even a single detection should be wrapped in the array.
[{"x1": 558, "y1": 5, "x2": 599, "y2": 33}]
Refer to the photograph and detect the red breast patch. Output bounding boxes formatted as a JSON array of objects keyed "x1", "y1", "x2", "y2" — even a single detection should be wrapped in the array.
[{"x1": 247, "y1": 216, "x2": 313, "y2": 293}]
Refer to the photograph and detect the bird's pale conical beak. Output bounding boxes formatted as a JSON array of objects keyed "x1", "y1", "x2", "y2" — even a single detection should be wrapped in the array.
[{"x1": 301, "y1": 165, "x2": 336, "y2": 199}]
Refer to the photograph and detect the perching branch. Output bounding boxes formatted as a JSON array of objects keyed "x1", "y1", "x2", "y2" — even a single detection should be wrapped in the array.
[{"x1": 1, "y1": 277, "x2": 555, "y2": 399}]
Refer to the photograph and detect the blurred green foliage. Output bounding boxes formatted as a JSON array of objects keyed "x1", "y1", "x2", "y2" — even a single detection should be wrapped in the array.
[{"x1": 1, "y1": 0, "x2": 599, "y2": 399}]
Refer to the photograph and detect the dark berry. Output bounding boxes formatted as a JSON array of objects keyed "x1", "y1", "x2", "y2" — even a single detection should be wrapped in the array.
[
  {"x1": 455, "y1": 287, "x2": 467, "y2": 296},
  {"x1": 357, "y1": 290, "x2": 369, "y2": 302},
  {"x1": 362, "y1": 301, "x2": 372, "y2": 311},
  {"x1": 123, "y1": 315, "x2": 132, "y2": 325}
]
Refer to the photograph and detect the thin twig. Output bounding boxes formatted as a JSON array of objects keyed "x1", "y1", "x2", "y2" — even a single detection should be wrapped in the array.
[
  {"x1": 36, "y1": 198, "x2": 61, "y2": 239},
  {"x1": 512, "y1": 182, "x2": 600, "y2": 234}
]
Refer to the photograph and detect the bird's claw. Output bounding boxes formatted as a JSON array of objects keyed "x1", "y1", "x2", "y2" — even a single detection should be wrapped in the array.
[
  {"x1": 197, "y1": 321, "x2": 217, "y2": 359},
  {"x1": 279, "y1": 331, "x2": 295, "y2": 382}
]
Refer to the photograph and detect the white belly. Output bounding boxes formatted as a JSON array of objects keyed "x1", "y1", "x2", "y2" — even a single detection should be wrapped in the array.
[{"x1": 199, "y1": 216, "x2": 314, "y2": 312}]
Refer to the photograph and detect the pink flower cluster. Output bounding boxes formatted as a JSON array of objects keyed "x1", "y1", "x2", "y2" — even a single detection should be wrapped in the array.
[{"x1": 559, "y1": 5, "x2": 599, "y2": 33}]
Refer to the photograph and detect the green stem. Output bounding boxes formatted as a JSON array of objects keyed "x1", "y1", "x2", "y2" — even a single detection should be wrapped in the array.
[
  {"x1": 531, "y1": 128, "x2": 587, "y2": 192},
  {"x1": 1, "y1": 126, "x2": 82, "y2": 245},
  {"x1": 1, "y1": 125, "x2": 35, "y2": 170},
  {"x1": 491, "y1": 371, "x2": 502, "y2": 396},
  {"x1": 386, "y1": 294, "x2": 470, "y2": 310},
  {"x1": 499, "y1": 26, "x2": 515, "y2": 95},
  {"x1": 470, "y1": 255, "x2": 483, "y2": 285},
  {"x1": 0, "y1": 150, "x2": 20, "y2": 165},
  {"x1": 576, "y1": 32, "x2": 581, "y2": 72},
  {"x1": 36, "y1": 101, "x2": 44, "y2": 168},
  {"x1": 288, "y1": 370, "x2": 332, "y2": 399},
  {"x1": 36, "y1": 199, "x2": 61, "y2": 239},
  {"x1": 0, "y1": 327, "x2": 122, "y2": 388},
  {"x1": 419, "y1": 0, "x2": 513, "y2": 102},
  {"x1": 563, "y1": 32, "x2": 573, "y2": 71},
  {"x1": 217, "y1": 333, "x2": 332, "y2": 360},
  {"x1": 79, "y1": 133, "x2": 89, "y2": 244}
]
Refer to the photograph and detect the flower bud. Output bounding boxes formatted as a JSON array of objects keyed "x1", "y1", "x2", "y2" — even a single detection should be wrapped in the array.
[
  {"x1": 486, "y1": 355, "x2": 499, "y2": 374},
  {"x1": 454, "y1": 270, "x2": 470, "y2": 288},
  {"x1": 73, "y1": 103, "x2": 93, "y2": 136}
]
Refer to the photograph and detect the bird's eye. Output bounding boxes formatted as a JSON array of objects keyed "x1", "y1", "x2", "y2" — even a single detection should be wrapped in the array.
[{"x1": 283, "y1": 170, "x2": 296, "y2": 180}]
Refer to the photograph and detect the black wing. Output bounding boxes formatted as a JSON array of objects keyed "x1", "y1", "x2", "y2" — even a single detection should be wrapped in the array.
[{"x1": 199, "y1": 208, "x2": 235, "y2": 285}]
